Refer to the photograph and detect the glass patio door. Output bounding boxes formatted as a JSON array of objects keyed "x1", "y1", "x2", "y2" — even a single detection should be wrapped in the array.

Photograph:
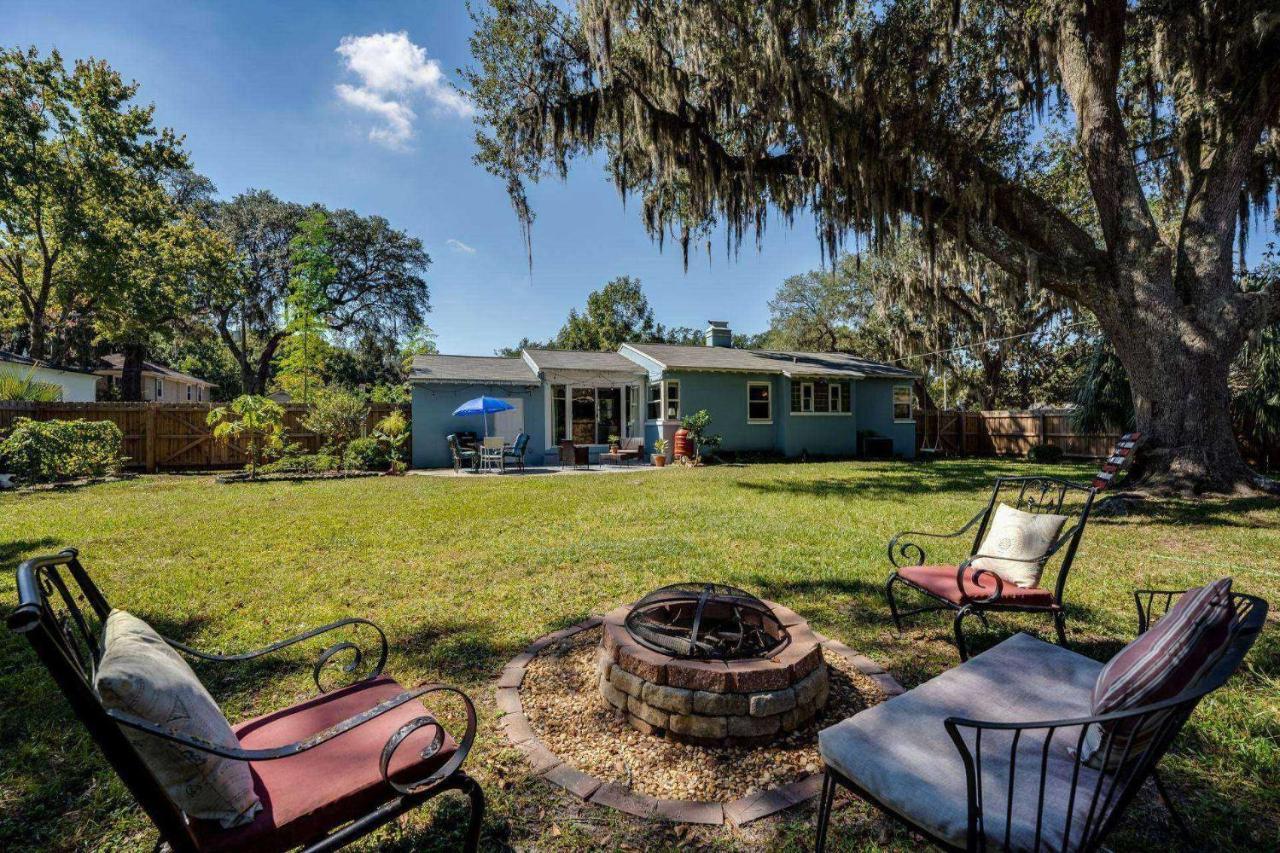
[{"x1": 596, "y1": 387, "x2": 622, "y2": 443}]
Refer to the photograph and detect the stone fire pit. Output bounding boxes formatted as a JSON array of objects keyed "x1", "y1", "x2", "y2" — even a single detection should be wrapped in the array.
[{"x1": 597, "y1": 585, "x2": 829, "y2": 747}]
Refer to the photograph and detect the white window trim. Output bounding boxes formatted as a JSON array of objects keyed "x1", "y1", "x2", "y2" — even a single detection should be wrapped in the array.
[
  {"x1": 154, "y1": 378, "x2": 163, "y2": 399},
  {"x1": 746, "y1": 380, "x2": 772, "y2": 424},
  {"x1": 893, "y1": 383, "x2": 915, "y2": 423},
  {"x1": 800, "y1": 381, "x2": 814, "y2": 413},
  {"x1": 664, "y1": 379, "x2": 681, "y2": 421},
  {"x1": 789, "y1": 379, "x2": 853, "y2": 416},
  {"x1": 558, "y1": 382, "x2": 639, "y2": 443},
  {"x1": 646, "y1": 380, "x2": 663, "y2": 423},
  {"x1": 830, "y1": 383, "x2": 842, "y2": 413}
]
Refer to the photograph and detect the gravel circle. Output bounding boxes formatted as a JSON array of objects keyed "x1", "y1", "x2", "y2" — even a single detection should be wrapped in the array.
[{"x1": 520, "y1": 626, "x2": 887, "y2": 802}]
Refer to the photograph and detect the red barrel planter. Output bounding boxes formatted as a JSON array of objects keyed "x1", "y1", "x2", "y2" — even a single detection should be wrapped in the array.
[{"x1": 673, "y1": 428, "x2": 692, "y2": 460}]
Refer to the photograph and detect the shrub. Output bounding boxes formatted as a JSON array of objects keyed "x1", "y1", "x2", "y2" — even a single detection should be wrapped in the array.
[
  {"x1": 679, "y1": 409, "x2": 722, "y2": 461},
  {"x1": 1028, "y1": 444, "x2": 1065, "y2": 464},
  {"x1": 257, "y1": 453, "x2": 341, "y2": 475},
  {"x1": 344, "y1": 436, "x2": 388, "y2": 471},
  {"x1": 301, "y1": 389, "x2": 369, "y2": 460},
  {"x1": 0, "y1": 418, "x2": 123, "y2": 483}
]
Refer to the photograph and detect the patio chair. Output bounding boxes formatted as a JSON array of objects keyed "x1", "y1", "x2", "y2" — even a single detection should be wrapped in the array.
[
  {"x1": 885, "y1": 476, "x2": 1096, "y2": 660},
  {"x1": 615, "y1": 437, "x2": 643, "y2": 465},
  {"x1": 8, "y1": 549, "x2": 485, "y2": 853},
  {"x1": 447, "y1": 433, "x2": 478, "y2": 473},
  {"x1": 815, "y1": 587, "x2": 1267, "y2": 852},
  {"x1": 480, "y1": 437, "x2": 505, "y2": 473},
  {"x1": 559, "y1": 439, "x2": 589, "y2": 469},
  {"x1": 503, "y1": 432, "x2": 530, "y2": 472}
]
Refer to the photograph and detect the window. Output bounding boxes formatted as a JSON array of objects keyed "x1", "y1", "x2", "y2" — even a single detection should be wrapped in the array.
[
  {"x1": 186, "y1": 385, "x2": 192, "y2": 401},
  {"x1": 154, "y1": 378, "x2": 163, "y2": 399},
  {"x1": 552, "y1": 385, "x2": 567, "y2": 443},
  {"x1": 664, "y1": 380, "x2": 680, "y2": 419},
  {"x1": 893, "y1": 385, "x2": 913, "y2": 421},
  {"x1": 647, "y1": 382, "x2": 662, "y2": 420},
  {"x1": 624, "y1": 385, "x2": 635, "y2": 436},
  {"x1": 197, "y1": 387, "x2": 203, "y2": 402},
  {"x1": 829, "y1": 383, "x2": 842, "y2": 413},
  {"x1": 800, "y1": 382, "x2": 814, "y2": 413},
  {"x1": 747, "y1": 382, "x2": 771, "y2": 422}
]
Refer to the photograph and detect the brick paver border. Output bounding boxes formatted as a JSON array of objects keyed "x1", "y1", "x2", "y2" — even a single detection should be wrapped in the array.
[{"x1": 496, "y1": 614, "x2": 905, "y2": 826}]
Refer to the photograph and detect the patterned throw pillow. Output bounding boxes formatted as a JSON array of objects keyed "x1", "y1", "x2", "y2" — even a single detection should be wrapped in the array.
[
  {"x1": 1084, "y1": 578, "x2": 1235, "y2": 770},
  {"x1": 970, "y1": 503, "x2": 1068, "y2": 588},
  {"x1": 95, "y1": 610, "x2": 261, "y2": 828}
]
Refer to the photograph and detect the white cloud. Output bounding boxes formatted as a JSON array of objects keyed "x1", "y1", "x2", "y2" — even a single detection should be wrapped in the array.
[
  {"x1": 335, "y1": 31, "x2": 473, "y2": 149},
  {"x1": 446, "y1": 238, "x2": 477, "y2": 255}
]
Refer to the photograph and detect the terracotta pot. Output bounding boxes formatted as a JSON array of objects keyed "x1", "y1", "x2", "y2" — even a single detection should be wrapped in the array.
[{"x1": 653, "y1": 455, "x2": 666, "y2": 467}]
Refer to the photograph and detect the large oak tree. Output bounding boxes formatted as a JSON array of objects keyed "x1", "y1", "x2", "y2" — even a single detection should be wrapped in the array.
[
  {"x1": 204, "y1": 191, "x2": 431, "y2": 394},
  {"x1": 467, "y1": 0, "x2": 1280, "y2": 493}
]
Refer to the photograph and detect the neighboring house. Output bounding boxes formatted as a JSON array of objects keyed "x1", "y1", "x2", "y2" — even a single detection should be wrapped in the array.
[
  {"x1": 0, "y1": 350, "x2": 100, "y2": 402},
  {"x1": 409, "y1": 321, "x2": 917, "y2": 469},
  {"x1": 95, "y1": 355, "x2": 215, "y2": 402}
]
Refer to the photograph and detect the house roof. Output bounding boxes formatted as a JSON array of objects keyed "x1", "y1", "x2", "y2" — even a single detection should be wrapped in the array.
[
  {"x1": 408, "y1": 354, "x2": 539, "y2": 385},
  {"x1": 0, "y1": 349, "x2": 98, "y2": 376},
  {"x1": 621, "y1": 343, "x2": 916, "y2": 379},
  {"x1": 621, "y1": 342, "x2": 781, "y2": 373},
  {"x1": 96, "y1": 354, "x2": 215, "y2": 387},
  {"x1": 751, "y1": 350, "x2": 918, "y2": 379},
  {"x1": 522, "y1": 349, "x2": 647, "y2": 375}
]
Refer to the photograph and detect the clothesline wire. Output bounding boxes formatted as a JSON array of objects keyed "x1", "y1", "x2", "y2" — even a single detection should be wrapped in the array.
[{"x1": 893, "y1": 321, "x2": 1093, "y2": 364}]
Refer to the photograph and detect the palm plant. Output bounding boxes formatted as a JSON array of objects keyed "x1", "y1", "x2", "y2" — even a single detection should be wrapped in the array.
[
  {"x1": 207, "y1": 395, "x2": 286, "y2": 479},
  {"x1": 0, "y1": 370, "x2": 63, "y2": 402},
  {"x1": 1232, "y1": 325, "x2": 1280, "y2": 472},
  {"x1": 1071, "y1": 341, "x2": 1135, "y2": 434},
  {"x1": 373, "y1": 408, "x2": 409, "y2": 473}
]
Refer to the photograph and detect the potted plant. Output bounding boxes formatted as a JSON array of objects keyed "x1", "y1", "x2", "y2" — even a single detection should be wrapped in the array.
[
  {"x1": 651, "y1": 437, "x2": 668, "y2": 467},
  {"x1": 608, "y1": 433, "x2": 621, "y2": 453}
]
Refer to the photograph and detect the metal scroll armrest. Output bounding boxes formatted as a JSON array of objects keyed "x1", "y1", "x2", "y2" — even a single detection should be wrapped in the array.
[
  {"x1": 888, "y1": 509, "x2": 987, "y2": 569},
  {"x1": 164, "y1": 617, "x2": 388, "y2": 694}
]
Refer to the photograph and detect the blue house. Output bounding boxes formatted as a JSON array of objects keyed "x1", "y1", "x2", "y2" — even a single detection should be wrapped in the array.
[{"x1": 409, "y1": 322, "x2": 916, "y2": 469}]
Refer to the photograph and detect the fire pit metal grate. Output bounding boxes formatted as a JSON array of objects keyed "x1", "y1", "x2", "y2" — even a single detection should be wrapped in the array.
[{"x1": 624, "y1": 582, "x2": 790, "y2": 661}]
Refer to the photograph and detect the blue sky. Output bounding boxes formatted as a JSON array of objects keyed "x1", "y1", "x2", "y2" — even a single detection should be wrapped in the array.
[
  {"x1": 10, "y1": 2, "x2": 1277, "y2": 356},
  {"x1": 9, "y1": 0, "x2": 828, "y2": 355}
]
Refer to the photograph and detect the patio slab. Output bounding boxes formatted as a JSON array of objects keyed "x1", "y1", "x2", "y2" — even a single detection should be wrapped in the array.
[{"x1": 410, "y1": 464, "x2": 666, "y2": 478}]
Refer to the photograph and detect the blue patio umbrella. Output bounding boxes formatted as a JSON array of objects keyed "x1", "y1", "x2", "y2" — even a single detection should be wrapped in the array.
[{"x1": 452, "y1": 396, "x2": 515, "y2": 438}]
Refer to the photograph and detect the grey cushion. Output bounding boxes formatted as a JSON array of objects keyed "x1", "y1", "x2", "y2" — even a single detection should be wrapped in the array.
[{"x1": 819, "y1": 633, "x2": 1106, "y2": 852}]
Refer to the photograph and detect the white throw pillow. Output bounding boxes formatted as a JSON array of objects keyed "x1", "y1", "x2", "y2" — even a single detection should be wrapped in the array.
[
  {"x1": 95, "y1": 610, "x2": 261, "y2": 828},
  {"x1": 970, "y1": 503, "x2": 1068, "y2": 589}
]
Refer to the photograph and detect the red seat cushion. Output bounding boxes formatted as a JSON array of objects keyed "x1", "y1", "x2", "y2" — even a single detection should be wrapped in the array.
[
  {"x1": 190, "y1": 676, "x2": 456, "y2": 853},
  {"x1": 898, "y1": 564, "x2": 1055, "y2": 606}
]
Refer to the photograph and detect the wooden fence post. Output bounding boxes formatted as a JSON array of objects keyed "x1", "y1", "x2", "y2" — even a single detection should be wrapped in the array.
[{"x1": 144, "y1": 404, "x2": 157, "y2": 473}]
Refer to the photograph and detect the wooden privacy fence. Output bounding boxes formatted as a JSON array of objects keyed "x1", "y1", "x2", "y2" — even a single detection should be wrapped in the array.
[
  {"x1": 0, "y1": 402, "x2": 409, "y2": 472},
  {"x1": 914, "y1": 409, "x2": 1120, "y2": 459}
]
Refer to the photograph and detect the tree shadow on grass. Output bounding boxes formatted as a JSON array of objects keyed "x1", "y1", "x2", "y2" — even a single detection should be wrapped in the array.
[
  {"x1": 1094, "y1": 495, "x2": 1280, "y2": 530},
  {"x1": 0, "y1": 537, "x2": 62, "y2": 570}
]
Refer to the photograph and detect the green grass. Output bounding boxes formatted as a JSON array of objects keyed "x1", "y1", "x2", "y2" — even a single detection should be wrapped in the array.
[{"x1": 1, "y1": 460, "x2": 1277, "y2": 851}]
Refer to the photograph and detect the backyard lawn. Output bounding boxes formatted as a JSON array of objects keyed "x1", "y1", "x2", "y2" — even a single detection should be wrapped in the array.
[{"x1": 1, "y1": 459, "x2": 1277, "y2": 851}]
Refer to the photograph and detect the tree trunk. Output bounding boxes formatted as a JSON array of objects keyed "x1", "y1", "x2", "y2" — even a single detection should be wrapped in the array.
[
  {"x1": 120, "y1": 343, "x2": 147, "y2": 401},
  {"x1": 1097, "y1": 300, "x2": 1272, "y2": 495},
  {"x1": 978, "y1": 353, "x2": 1003, "y2": 410}
]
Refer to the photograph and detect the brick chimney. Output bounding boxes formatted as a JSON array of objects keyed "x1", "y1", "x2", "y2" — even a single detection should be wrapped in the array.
[{"x1": 705, "y1": 320, "x2": 732, "y2": 348}]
